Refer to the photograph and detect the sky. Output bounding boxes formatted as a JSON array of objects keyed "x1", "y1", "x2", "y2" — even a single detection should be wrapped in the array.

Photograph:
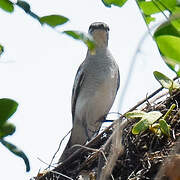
[{"x1": 0, "y1": 0, "x2": 176, "y2": 179}]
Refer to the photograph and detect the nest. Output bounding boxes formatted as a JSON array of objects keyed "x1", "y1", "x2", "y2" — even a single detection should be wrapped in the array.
[
  {"x1": 113, "y1": 90, "x2": 180, "y2": 180},
  {"x1": 36, "y1": 89, "x2": 180, "y2": 180}
]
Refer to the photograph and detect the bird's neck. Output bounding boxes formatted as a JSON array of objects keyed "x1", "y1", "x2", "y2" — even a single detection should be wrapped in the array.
[
  {"x1": 87, "y1": 46, "x2": 108, "y2": 56},
  {"x1": 94, "y1": 40, "x2": 108, "y2": 49}
]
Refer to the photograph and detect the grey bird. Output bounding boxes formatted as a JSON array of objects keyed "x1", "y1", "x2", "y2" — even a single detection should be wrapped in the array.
[{"x1": 59, "y1": 22, "x2": 120, "y2": 162}]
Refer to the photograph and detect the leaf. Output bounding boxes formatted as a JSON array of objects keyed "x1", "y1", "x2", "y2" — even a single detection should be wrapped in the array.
[
  {"x1": 156, "y1": 35, "x2": 180, "y2": 61},
  {"x1": 125, "y1": 110, "x2": 146, "y2": 119},
  {"x1": 16, "y1": 0, "x2": 30, "y2": 13},
  {"x1": 64, "y1": 30, "x2": 95, "y2": 50},
  {"x1": 101, "y1": 0, "x2": 128, "y2": 7},
  {"x1": 0, "y1": 139, "x2": 30, "y2": 172},
  {"x1": 159, "y1": 119, "x2": 170, "y2": 137},
  {"x1": 154, "y1": 21, "x2": 180, "y2": 39},
  {"x1": 132, "y1": 111, "x2": 162, "y2": 135},
  {"x1": 139, "y1": 0, "x2": 176, "y2": 15},
  {"x1": 132, "y1": 119, "x2": 149, "y2": 135},
  {"x1": 154, "y1": 21, "x2": 180, "y2": 74},
  {"x1": 153, "y1": 71, "x2": 173, "y2": 89},
  {"x1": 149, "y1": 123, "x2": 160, "y2": 134},
  {"x1": 143, "y1": 111, "x2": 162, "y2": 124},
  {"x1": 0, "y1": 123, "x2": 16, "y2": 138},
  {"x1": 170, "y1": 15, "x2": 180, "y2": 32},
  {"x1": 0, "y1": 98, "x2": 18, "y2": 126},
  {"x1": 0, "y1": 0, "x2": 14, "y2": 12},
  {"x1": 156, "y1": 35, "x2": 180, "y2": 73},
  {"x1": 153, "y1": 71, "x2": 180, "y2": 89},
  {"x1": 131, "y1": 111, "x2": 162, "y2": 135},
  {"x1": 0, "y1": 44, "x2": 4, "y2": 56},
  {"x1": 39, "y1": 15, "x2": 69, "y2": 27},
  {"x1": 163, "y1": 103, "x2": 176, "y2": 120},
  {"x1": 144, "y1": 15, "x2": 155, "y2": 25}
]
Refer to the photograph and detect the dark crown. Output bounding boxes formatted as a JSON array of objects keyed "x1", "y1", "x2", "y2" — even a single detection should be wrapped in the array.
[{"x1": 88, "y1": 22, "x2": 109, "y2": 34}]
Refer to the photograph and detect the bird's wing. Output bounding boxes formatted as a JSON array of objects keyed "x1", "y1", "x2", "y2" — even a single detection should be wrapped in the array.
[
  {"x1": 116, "y1": 68, "x2": 120, "y2": 93},
  {"x1": 71, "y1": 62, "x2": 85, "y2": 122}
]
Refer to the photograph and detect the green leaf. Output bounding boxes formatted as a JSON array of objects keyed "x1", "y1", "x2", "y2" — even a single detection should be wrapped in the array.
[
  {"x1": 39, "y1": 15, "x2": 69, "y2": 27},
  {"x1": 169, "y1": 16, "x2": 180, "y2": 33},
  {"x1": 153, "y1": 71, "x2": 180, "y2": 89},
  {"x1": 156, "y1": 35, "x2": 180, "y2": 71},
  {"x1": 143, "y1": 111, "x2": 162, "y2": 124},
  {"x1": 172, "y1": 7, "x2": 180, "y2": 14},
  {"x1": 101, "y1": 0, "x2": 128, "y2": 7},
  {"x1": 159, "y1": 119, "x2": 170, "y2": 137},
  {"x1": 126, "y1": 110, "x2": 162, "y2": 124},
  {"x1": 125, "y1": 110, "x2": 146, "y2": 119},
  {"x1": 132, "y1": 111, "x2": 162, "y2": 135},
  {"x1": 154, "y1": 21, "x2": 180, "y2": 39},
  {"x1": 0, "y1": 0, "x2": 14, "y2": 12},
  {"x1": 132, "y1": 119, "x2": 149, "y2": 135},
  {"x1": 139, "y1": 0, "x2": 176, "y2": 15},
  {"x1": 16, "y1": 0, "x2": 30, "y2": 13},
  {"x1": 0, "y1": 98, "x2": 18, "y2": 126},
  {"x1": 0, "y1": 123, "x2": 16, "y2": 138},
  {"x1": 0, "y1": 44, "x2": 4, "y2": 56},
  {"x1": 0, "y1": 139, "x2": 30, "y2": 172},
  {"x1": 63, "y1": 30, "x2": 95, "y2": 51},
  {"x1": 144, "y1": 15, "x2": 155, "y2": 24}
]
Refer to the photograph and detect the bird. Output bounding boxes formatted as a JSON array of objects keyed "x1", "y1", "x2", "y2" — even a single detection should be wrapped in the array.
[{"x1": 59, "y1": 22, "x2": 120, "y2": 162}]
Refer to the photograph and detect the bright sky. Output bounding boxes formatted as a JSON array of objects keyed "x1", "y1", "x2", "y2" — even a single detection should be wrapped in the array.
[{"x1": 0, "y1": 0, "x2": 176, "y2": 179}]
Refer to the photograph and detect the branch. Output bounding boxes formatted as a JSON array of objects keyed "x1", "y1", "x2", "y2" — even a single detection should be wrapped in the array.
[{"x1": 97, "y1": 119, "x2": 128, "y2": 180}]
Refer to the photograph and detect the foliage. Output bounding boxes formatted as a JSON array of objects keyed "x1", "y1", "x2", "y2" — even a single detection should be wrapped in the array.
[
  {"x1": 125, "y1": 110, "x2": 163, "y2": 135},
  {"x1": 16, "y1": 0, "x2": 30, "y2": 13},
  {"x1": 0, "y1": 0, "x2": 14, "y2": 12},
  {"x1": 0, "y1": 0, "x2": 94, "y2": 51},
  {"x1": 0, "y1": 98, "x2": 30, "y2": 172},
  {"x1": 101, "y1": 0, "x2": 128, "y2": 7},
  {"x1": 125, "y1": 103, "x2": 174, "y2": 137},
  {"x1": 0, "y1": 44, "x2": 4, "y2": 56},
  {"x1": 135, "y1": 0, "x2": 180, "y2": 76},
  {"x1": 153, "y1": 71, "x2": 180, "y2": 94},
  {"x1": 39, "y1": 15, "x2": 69, "y2": 27},
  {"x1": 63, "y1": 31, "x2": 95, "y2": 51},
  {"x1": 0, "y1": 139, "x2": 30, "y2": 172}
]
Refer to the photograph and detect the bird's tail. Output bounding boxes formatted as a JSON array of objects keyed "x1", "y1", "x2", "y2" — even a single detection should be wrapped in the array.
[
  {"x1": 58, "y1": 122, "x2": 89, "y2": 163},
  {"x1": 58, "y1": 135, "x2": 73, "y2": 163}
]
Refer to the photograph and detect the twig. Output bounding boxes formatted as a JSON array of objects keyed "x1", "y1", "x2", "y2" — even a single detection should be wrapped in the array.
[
  {"x1": 48, "y1": 129, "x2": 71, "y2": 169},
  {"x1": 127, "y1": 76, "x2": 179, "y2": 112},
  {"x1": 97, "y1": 119, "x2": 127, "y2": 180},
  {"x1": 50, "y1": 170, "x2": 73, "y2": 180},
  {"x1": 71, "y1": 144, "x2": 98, "y2": 152},
  {"x1": 128, "y1": 86, "x2": 163, "y2": 112},
  {"x1": 37, "y1": 158, "x2": 56, "y2": 168}
]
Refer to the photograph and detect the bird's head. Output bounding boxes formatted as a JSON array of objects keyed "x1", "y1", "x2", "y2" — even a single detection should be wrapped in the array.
[{"x1": 88, "y1": 22, "x2": 109, "y2": 48}]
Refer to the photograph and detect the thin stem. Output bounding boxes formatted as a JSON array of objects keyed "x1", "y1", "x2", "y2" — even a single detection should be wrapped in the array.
[
  {"x1": 134, "y1": 0, "x2": 153, "y2": 37},
  {"x1": 152, "y1": 0, "x2": 169, "y2": 20},
  {"x1": 163, "y1": 103, "x2": 176, "y2": 120}
]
